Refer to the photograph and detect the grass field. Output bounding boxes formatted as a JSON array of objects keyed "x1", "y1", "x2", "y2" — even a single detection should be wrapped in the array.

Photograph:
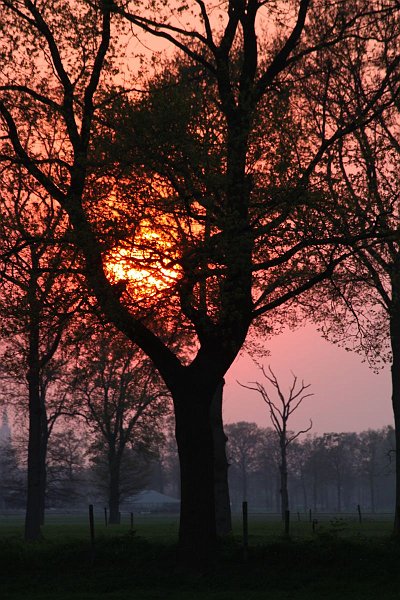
[{"x1": 1, "y1": 511, "x2": 399, "y2": 600}]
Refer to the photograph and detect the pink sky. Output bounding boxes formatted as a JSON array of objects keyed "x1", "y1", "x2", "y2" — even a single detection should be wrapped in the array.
[{"x1": 223, "y1": 325, "x2": 392, "y2": 434}]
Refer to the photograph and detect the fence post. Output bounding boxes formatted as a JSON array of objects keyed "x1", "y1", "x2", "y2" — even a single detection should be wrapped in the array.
[
  {"x1": 242, "y1": 501, "x2": 248, "y2": 562},
  {"x1": 312, "y1": 518, "x2": 318, "y2": 533},
  {"x1": 297, "y1": 511, "x2": 300, "y2": 522},
  {"x1": 309, "y1": 508, "x2": 312, "y2": 523},
  {"x1": 130, "y1": 512, "x2": 134, "y2": 532},
  {"x1": 357, "y1": 504, "x2": 362, "y2": 524},
  {"x1": 104, "y1": 507, "x2": 108, "y2": 527}
]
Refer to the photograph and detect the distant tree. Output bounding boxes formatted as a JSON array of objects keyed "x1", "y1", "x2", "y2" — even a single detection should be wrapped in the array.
[
  {"x1": 225, "y1": 422, "x2": 264, "y2": 505},
  {"x1": 0, "y1": 410, "x2": 25, "y2": 509},
  {"x1": 71, "y1": 324, "x2": 170, "y2": 524},
  {"x1": 46, "y1": 428, "x2": 87, "y2": 508},
  {"x1": 158, "y1": 417, "x2": 180, "y2": 499},
  {"x1": 355, "y1": 427, "x2": 395, "y2": 513},
  {"x1": 241, "y1": 368, "x2": 312, "y2": 519},
  {"x1": 320, "y1": 433, "x2": 359, "y2": 513}
]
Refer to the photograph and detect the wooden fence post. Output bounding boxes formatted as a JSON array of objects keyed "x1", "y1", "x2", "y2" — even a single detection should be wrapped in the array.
[
  {"x1": 312, "y1": 518, "x2": 318, "y2": 533},
  {"x1": 357, "y1": 504, "x2": 362, "y2": 524},
  {"x1": 104, "y1": 507, "x2": 108, "y2": 527}
]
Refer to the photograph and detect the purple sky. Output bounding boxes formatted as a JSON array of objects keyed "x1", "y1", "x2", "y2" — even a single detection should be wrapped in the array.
[{"x1": 223, "y1": 325, "x2": 392, "y2": 434}]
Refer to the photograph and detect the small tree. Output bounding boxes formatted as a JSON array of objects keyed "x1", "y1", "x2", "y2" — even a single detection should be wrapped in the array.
[
  {"x1": 46, "y1": 428, "x2": 87, "y2": 508},
  {"x1": 225, "y1": 421, "x2": 263, "y2": 506},
  {"x1": 241, "y1": 367, "x2": 313, "y2": 519},
  {"x1": 71, "y1": 324, "x2": 170, "y2": 524}
]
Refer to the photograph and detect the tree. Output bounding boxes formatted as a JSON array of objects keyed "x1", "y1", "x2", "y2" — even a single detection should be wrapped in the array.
[
  {"x1": 241, "y1": 367, "x2": 312, "y2": 518},
  {"x1": 292, "y1": 3, "x2": 400, "y2": 532},
  {"x1": 1, "y1": 0, "x2": 399, "y2": 566},
  {"x1": 71, "y1": 324, "x2": 170, "y2": 524},
  {"x1": 225, "y1": 421, "x2": 263, "y2": 505},
  {"x1": 46, "y1": 428, "x2": 87, "y2": 507},
  {"x1": 0, "y1": 170, "x2": 83, "y2": 540}
]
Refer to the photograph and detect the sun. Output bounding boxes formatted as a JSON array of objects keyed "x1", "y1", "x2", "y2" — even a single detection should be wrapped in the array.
[{"x1": 106, "y1": 218, "x2": 181, "y2": 301}]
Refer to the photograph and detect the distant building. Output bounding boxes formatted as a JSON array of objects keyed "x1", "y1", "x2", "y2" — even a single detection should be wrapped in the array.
[{"x1": 123, "y1": 489, "x2": 180, "y2": 513}]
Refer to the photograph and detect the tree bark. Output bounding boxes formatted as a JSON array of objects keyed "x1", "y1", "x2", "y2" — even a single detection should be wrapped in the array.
[
  {"x1": 39, "y1": 410, "x2": 48, "y2": 525},
  {"x1": 25, "y1": 367, "x2": 43, "y2": 541},
  {"x1": 390, "y1": 270, "x2": 400, "y2": 536},
  {"x1": 25, "y1": 260, "x2": 43, "y2": 542},
  {"x1": 210, "y1": 379, "x2": 232, "y2": 536},
  {"x1": 174, "y1": 382, "x2": 216, "y2": 571}
]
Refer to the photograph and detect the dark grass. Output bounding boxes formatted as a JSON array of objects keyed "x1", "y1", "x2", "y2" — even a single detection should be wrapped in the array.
[{"x1": 1, "y1": 516, "x2": 399, "y2": 599}]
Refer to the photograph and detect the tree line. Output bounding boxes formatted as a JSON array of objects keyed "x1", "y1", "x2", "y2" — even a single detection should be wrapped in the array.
[
  {"x1": 226, "y1": 423, "x2": 395, "y2": 515},
  {"x1": 1, "y1": 409, "x2": 395, "y2": 520}
]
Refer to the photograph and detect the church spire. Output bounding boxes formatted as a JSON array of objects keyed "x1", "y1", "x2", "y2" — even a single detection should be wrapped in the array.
[{"x1": 0, "y1": 408, "x2": 11, "y2": 445}]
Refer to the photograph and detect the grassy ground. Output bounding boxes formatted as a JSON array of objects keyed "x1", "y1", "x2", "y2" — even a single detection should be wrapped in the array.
[{"x1": 1, "y1": 513, "x2": 399, "y2": 599}]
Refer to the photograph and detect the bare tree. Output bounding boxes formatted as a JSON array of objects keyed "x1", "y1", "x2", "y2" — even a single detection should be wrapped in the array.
[{"x1": 241, "y1": 367, "x2": 312, "y2": 519}]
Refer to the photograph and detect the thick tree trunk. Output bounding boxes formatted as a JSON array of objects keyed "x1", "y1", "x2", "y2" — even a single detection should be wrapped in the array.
[
  {"x1": 25, "y1": 256, "x2": 44, "y2": 541},
  {"x1": 390, "y1": 296, "x2": 400, "y2": 536},
  {"x1": 210, "y1": 379, "x2": 232, "y2": 536},
  {"x1": 174, "y1": 383, "x2": 216, "y2": 571},
  {"x1": 25, "y1": 368, "x2": 43, "y2": 541},
  {"x1": 108, "y1": 456, "x2": 121, "y2": 524}
]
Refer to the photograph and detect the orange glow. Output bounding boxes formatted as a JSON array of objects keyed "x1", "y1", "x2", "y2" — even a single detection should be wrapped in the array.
[{"x1": 106, "y1": 216, "x2": 182, "y2": 301}]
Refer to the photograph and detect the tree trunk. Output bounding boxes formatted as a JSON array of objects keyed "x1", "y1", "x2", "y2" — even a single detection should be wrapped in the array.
[
  {"x1": 369, "y1": 472, "x2": 376, "y2": 514},
  {"x1": 25, "y1": 367, "x2": 43, "y2": 541},
  {"x1": 39, "y1": 440, "x2": 47, "y2": 525},
  {"x1": 241, "y1": 461, "x2": 248, "y2": 502},
  {"x1": 280, "y1": 441, "x2": 289, "y2": 520},
  {"x1": 108, "y1": 455, "x2": 121, "y2": 524},
  {"x1": 39, "y1": 411, "x2": 48, "y2": 526},
  {"x1": 336, "y1": 478, "x2": 342, "y2": 513},
  {"x1": 390, "y1": 287, "x2": 400, "y2": 535},
  {"x1": 210, "y1": 379, "x2": 232, "y2": 536},
  {"x1": 174, "y1": 383, "x2": 216, "y2": 571},
  {"x1": 301, "y1": 471, "x2": 308, "y2": 511}
]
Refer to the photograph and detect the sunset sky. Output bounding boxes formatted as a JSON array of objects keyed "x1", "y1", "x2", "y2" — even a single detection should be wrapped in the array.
[{"x1": 224, "y1": 324, "x2": 392, "y2": 434}]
